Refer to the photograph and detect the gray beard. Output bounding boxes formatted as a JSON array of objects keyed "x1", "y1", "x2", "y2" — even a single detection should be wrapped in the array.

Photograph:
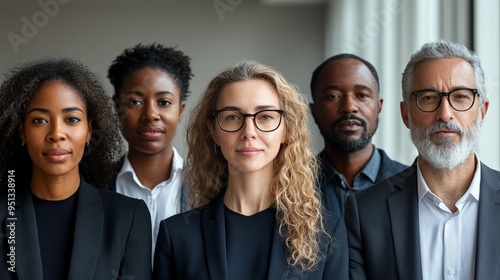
[{"x1": 409, "y1": 112, "x2": 481, "y2": 170}]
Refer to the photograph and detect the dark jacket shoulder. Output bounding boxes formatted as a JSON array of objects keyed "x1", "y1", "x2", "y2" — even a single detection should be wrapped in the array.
[{"x1": 376, "y1": 148, "x2": 409, "y2": 181}]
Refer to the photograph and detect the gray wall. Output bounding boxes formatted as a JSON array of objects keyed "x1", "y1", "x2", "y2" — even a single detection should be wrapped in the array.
[{"x1": 0, "y1": 0, "x2": 326, "y2": 157}]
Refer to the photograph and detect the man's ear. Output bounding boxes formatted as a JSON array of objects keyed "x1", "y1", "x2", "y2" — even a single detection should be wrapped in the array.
[
  {"x1": 378, "y1": 97, "x2": 383, "y2": 114},
  {"x1": 309, "y1": 103, "x2": 316, "y2": 118},
  {"x1": 309, "y1": 102, "x2": 317, "y2": 123},
  {"x1": 400, "y1": 102, "x2": 410, "y2": 128},
  {"x1": 480, "y1": 98, "x2": 489, "y2": 121}
]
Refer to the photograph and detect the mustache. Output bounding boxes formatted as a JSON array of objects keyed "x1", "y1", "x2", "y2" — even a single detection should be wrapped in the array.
[
  {"x1": 426, "y1": 121, "x2": 464, "y2": 136},
  {"x1": 332, "y1": 115, "x2": 367, "y2": 127}
]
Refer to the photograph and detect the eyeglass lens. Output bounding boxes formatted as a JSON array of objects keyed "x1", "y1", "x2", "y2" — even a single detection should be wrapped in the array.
[
  {"x1": 416, "y1": 89, "x2": 476, "y2": 112},
  {"x1": 217, "y1": 110, "x2": 282, "y2": 132}
]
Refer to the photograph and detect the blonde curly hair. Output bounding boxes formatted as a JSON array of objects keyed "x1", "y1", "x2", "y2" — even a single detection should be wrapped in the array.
[{"x1": 185, "y1": 60, "x2": 326, "y2": 271}]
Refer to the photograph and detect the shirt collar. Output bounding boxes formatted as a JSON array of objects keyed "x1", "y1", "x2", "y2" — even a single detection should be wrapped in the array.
[
  {"x1": 361, "y1": 146, "x2": 381, "y2": 182},
  {"x1": 320, "y1": 145, "x2": 380, "y2": 183},
  {"x1": 117, "y1": 147, "x2": 184, "y2": 182},
  {"x1": 417, "y1": 152, "x2": 481, "y2": 202}
]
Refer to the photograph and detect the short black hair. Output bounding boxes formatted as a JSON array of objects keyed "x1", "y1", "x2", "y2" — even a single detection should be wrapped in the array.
[
  {"x1": 107, "y1": 43, "x2": 193, "y2": 107},
  {"x1": 310, "y1": 53, "x2": 380, "y2": 101},
  {"x1": 0, "y1": 58, "x2": 125, "y2": 191}
]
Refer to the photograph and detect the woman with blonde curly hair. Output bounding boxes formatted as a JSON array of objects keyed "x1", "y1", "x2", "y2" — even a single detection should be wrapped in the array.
[{"x1": 153, "y1": 60, "x2": 348, "y2": 279}]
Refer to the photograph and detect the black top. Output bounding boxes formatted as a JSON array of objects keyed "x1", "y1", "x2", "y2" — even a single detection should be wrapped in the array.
[
  {"x1": 224, "y1": 205, "x2": 275, "y2": 280},
  {"x1": 32, "y1": 190, "x2": 78, "y2": 280}
]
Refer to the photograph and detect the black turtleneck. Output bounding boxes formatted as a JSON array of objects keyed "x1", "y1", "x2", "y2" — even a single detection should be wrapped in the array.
[{"x1": 32, "y1": 190, "x2": 78, "y2": 280}]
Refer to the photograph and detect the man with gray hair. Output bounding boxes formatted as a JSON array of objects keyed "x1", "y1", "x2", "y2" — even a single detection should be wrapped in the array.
[{"x1": 345, "y1": 40, "x2": 500, "y2": 280}]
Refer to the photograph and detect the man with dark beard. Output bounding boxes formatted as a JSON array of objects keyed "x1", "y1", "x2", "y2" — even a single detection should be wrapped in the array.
[
  {"x1": 310, "y1": 54, "x2": 407, "y2": 216},
  {"x1": 345, "y1": 41, "x2": 500, "y2": 280}
]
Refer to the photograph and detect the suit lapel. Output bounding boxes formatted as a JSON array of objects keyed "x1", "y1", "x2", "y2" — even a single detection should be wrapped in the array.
[
  {"x1": 387, "y1": 164, "x2": 422, "y2": 280},
  {"x1": 267, "y1": 221, "x2": 289, "y2": 279},
  {"x1": 9, "y1": 187, "x2": 43, "y2": 280},
  {"x1": 202, "y1": 193, "x2": 290, "y2": 279},
  {"x1": 67, "y1": 180, "x2": 104, "y2": 279},
  {"x1": 474, "y1": 163, "x2": 500, "y2": 279},
  {"x1": 202, "y1": 192, "x2": 229, "y2": 280}
]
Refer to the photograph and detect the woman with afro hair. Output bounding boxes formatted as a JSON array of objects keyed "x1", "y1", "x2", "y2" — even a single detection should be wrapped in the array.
[
  {"x1": 107, "y1": 43, "x2": 193, "y2": 253},
  {"x1": 0, "y1": 58, "x2": 152, "y2": 279}
]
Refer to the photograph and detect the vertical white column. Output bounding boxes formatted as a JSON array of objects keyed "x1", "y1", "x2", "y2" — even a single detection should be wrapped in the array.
[
  {"x1": 475, "y1": 0, "x2": 500, "y2": 170},
  {"x1": 324, "y1": 0, "x2": 442, "y2": 165}
]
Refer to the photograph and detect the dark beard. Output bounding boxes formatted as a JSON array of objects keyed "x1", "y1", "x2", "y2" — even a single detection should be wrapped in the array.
[{"x1": 325, "y1": 115, "x2": 378, "y2": 153}]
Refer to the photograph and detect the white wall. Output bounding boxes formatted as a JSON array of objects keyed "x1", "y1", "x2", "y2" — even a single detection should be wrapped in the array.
[
  {"x1": 0, "y1": 0, "x2": 325, "y2": 157},
  {"x1": 475, "y1": 0, "x2": 500, "y2": 170}
]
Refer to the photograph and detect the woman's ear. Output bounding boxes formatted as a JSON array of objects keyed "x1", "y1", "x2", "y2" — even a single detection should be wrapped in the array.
[
  {"x1": 86, "y1": 119, "x2": 93, "y2": 143},
  {"x1": 178, "y1": 102, "x2": 186, "y2": 123},
  {"x1": 207, "y1": 119, "x2": 218, "y2": 145},
  {"x1": 18, "y1": 122, "x2": 26, "y2": 144}
]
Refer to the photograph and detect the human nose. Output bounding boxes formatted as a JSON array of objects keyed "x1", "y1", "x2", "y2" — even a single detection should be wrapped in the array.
[
  {"x1": 141, "y1": 101, "x2": 159, "y2": 122},
  {"x1": 46, "y1": 120, "x2": 67, "y2": 142},
  {"x1": 340, "y1": 94, "x2": 358, "y2": 114},
  {"x1": 435, "y1": 95, "x2": 454, "y2": 122},
  {"x1": 240, "y1": 115, "x2": 257, "y2": 139}
]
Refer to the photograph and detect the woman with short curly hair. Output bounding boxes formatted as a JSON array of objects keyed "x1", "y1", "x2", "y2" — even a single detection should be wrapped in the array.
[
  {"x1": 0, "y1": 58, "x2": 152, "y2": 279},
  {"x1": 107, "y1": 43, "x2": 193, "y2": 254},
  {"x1": 153, "y1": 60, "x2": 348, "y2": 279}
]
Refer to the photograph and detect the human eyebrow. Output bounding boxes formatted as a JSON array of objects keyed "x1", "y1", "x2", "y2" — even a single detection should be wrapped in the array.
[
  {"x1": 26, "y1": 108, "x2": 50, "y2": 114},
  {"x1": 125, "y1": 91, "x2": 144, "y2": 97},
  {"x1": 62, "y1": 107, "x2": 84, "y2": 113},
  {"x1": 217, "y1": 106, "x2": 240, "y2": 111},
  {"x1": 254, "y1": 105, "x2": 279, "y2": 111},
  {"x1": 217, "y1": 105, "x2": 279, "y2": 112},
  {"x1": 156, "y1": 91, "x2": 174, "y2": 96},
  {"x1": 354, "y1": 84, "x2": 374, "y2": 92},
  {"x1": 27, "y1": 107, "x2": 84, "y2": 114},
  {"x1": 320, "y1": 85, "x2": 342, "y2": 93}
]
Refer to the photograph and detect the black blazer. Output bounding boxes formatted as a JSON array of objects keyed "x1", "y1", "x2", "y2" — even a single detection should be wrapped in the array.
[
  {"x1": 153, "y1": 191, "x2": 349, "y2": 280},
  {"x1": 0, "y1": 179, "x2": 152, "y2": 280},
  {"x1": 345, "y1": 160, "x2": 500, "y2": 280}
]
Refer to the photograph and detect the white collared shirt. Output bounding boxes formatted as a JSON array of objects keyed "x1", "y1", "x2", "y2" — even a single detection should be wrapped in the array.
[
  {"x1": 418, "y1": 154, "x2": 481, "y2": 280},
  {"x1": 115, "y1": 147, "x2": 184, "y2": 248}
]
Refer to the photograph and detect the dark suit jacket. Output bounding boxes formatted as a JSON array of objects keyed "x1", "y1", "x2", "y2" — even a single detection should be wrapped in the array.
[
  {"x1": 153, "y1": 191, "x2": 349, "y2": 280},
  {"x1": 0, "y1": 179, "x2": 152, "y2": 280},
  {"x1": 345, "y1": 160, "x2": 500, "y2": 280}
]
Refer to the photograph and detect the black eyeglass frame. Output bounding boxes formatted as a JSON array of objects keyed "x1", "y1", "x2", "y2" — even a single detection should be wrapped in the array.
[
  {"x1": 411, "y1": 88, "x2": 479, "y2": 112},
  {"x1": 212, "y1": 109, "x2": 285, "y2": 132}
]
